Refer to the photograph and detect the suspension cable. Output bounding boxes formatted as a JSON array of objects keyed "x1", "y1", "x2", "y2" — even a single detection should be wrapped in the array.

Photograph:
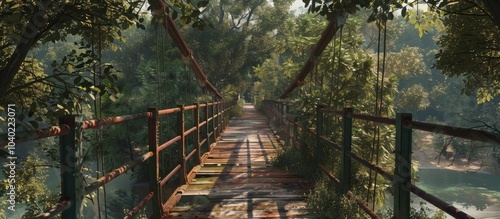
[
  {"x1": 372, "y1": 22, "x2": 388, "y2": 211},
  {"x1": 366, "y1": 21, "x2": 382, "y2": 205}
]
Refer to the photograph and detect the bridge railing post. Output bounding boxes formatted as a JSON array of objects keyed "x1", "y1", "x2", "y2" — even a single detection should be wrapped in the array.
[
  {"x1": 212, "y1": 102, "x2": 217, "y2": 141},
  {"x1": 218, "y1": 100, "x2": 222, "y2": 136},
  {"x1": 177, "y1": 105, "x2": 187, "y2": 185},
  {"x1": 222, "y1": 100, "x2": 225, "y2": 129},
  {"x1": 205, "y1": 102, "x2": 210, "y2": 149},
  {"x1": 394, "y1": 113, "x2": 412, "y2": 219},
  {"x1": 59, "y1": 115, "x2": 83, "y2": 219},
  {"x1": 147, "y1": 107, "x2": 163, "y2": 218},
  {"x1": 316, "y1": 105, "x2": 324, "y2": 165},
  {"x1": 293, "y1": 117, "x2": 298, "y2": 150},
  {"x1": 194, "y1": 103, "x2": 201, "y2": 165},
  {"x1": 341, "y1": 108, "x2": 353, "y2": 194}
]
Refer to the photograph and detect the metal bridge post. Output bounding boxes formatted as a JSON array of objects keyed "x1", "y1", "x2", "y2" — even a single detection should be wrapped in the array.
[
  {"x1": 222, "y1": 100, "x2": 227, "y2": 130},
  {"x1": 59, "y1": 115, "x2": 83, "y2": 219},
  {"x1": 316, "y1": 105, "x2": 324, "y2": 164},
  {"x1": 177, "y1": 105, "x2": 187, "y2": 185},
  {"x1": 194, "y1": 103, "x2": 201, "y2": 165},
  {"x1": 217, "y1": 101, "x2": 221, "y2": 138},
  {"x1": 147, "y1": 107, "x2": 163, "y2": 218},
  {"x1": 394, "y1": 113, "x2": 412, "y2": 219},
  {"x1": 293, "y1": 117, "x2": 298, "y2": 149},
  {"x1": 212, "y1": 102, "x2": 217, "y2": 141},
  {"x1": 341, "y1": 108, "x2": 353, "y2": 194},
  {"x1": 205, "y1": 102, "x2": 210, "y2": 148}
]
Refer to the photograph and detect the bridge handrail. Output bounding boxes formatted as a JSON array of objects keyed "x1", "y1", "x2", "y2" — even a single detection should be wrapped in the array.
[
  {"x1": 263, "y1": 100, "x2": 482, "y2": 219},
  {"x1": 0, "y1": 100, "x2": 236, "y2": 218},
  {"x1": 0, "y1": 125, "x2": 70, "y2": 146},
  {"x1": 321, "y1": 108, "x2": 500, "y2": 145}
]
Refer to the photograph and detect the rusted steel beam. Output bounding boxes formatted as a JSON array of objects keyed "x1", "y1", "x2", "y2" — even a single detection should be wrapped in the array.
[
  {"x1": 347, "y1": 191, "x2": 381, "y2": 219},
  {"x1": 404, "y1": 183, "x2": 474, "y2": 219},
  {"x1": 158, "y1": 135, "x2": 181, "y2": 152},
  {"x1": 152, "y1": 0, "x2": 222, "y2": 99},
  {"x1": 81, "y1": 112, "x2": 149, "y2": 129},
  {"x1": 147, "y1": 107, "x2": 163, "y2": 218},
  {"x1": 0, "y1": 125, "x2": 70, "y2": 146},
  {"x1": 320, "y1": 108, "x2": 342, "y2": 115},
  {"x1": 177, "y1": 105, "x2": 187, "y2": 185},
  {"x1": 319, "y1": 165, "x2": 381, "y2": 219},
  {"x1": 160, "y1": 164, "x2": 182, "y2": 187},
  {"x1": 319, "y1": 164, "x2": 340, "y2": 185},
  {"x1": 184, "y1": 104, "x2": 197, "y2": 111},
  {"x1": 35, "y1": 198, "x2": 71, "y2": 218},
  {"x1": 409, "y1": 120, "x2": 500, "y2": 145},
  {"x1": 59, "y1": 115, "x2": 82, "y2": 219},
  {"x1": 199, "y1": 138, "x2": 207, "y2": 147},
  {"x1": 194, "y1": 103, "x2": 201, "y2": 165},
  {"x1": 280, "y1": 12, "x2": 347, "y2": 99},
  {"x1": 124, "y1": 192, "x2": 154, "y2": 219},
  {"x1": 350, "y1": 112, "x2": 396, "y2": 125},
  {"x1": 185, "y1": 148, "x2": 197, "y2": 162},
  {"x1": 184, "y1": 126, "x2": 197, "y2": 136},
  {"x1": 159, "y1": 107, "x2": 181, "y2": 115},
  {"x1": 84, "y1": 152, "x2": 153, "y2": 195}
]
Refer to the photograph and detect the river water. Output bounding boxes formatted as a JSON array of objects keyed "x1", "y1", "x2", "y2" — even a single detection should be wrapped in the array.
[{"x1": 413, "y1": 168, "x2": 500, "y2": 219}]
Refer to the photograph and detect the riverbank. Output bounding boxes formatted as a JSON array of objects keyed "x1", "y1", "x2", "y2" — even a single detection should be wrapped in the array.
[{"x1": 413, "y1": 146, "x2": 496, "y2": 174}]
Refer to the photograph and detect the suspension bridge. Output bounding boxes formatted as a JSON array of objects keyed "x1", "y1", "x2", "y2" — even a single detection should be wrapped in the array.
[{"x1": 2, "y1": 1, "x2": 500, "y2": 219}]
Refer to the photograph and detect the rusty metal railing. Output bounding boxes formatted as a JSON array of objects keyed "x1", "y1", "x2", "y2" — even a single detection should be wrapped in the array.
[
  {"x1": 262, "y1": 100, "x2": 492, "y2": 219},
  {"x1": 0, "y1": 100, "x2": 235, "y2": 219}
]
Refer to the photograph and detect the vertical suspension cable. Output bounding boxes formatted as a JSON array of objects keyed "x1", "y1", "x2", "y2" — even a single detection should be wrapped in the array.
[
  {"x1": 337, "y1": 26, "x2": 343, "y2": 105},
  {"x1": 90, "y1": 23, "x2": 102, "y2": 219},
  {"x1": 328, "y1": 36, "x2": 336, "y2": 107},
  {"x1": 372, "y1": 22, "x2": 388, "y2": 211},
  {"x1": 366, "y1": 22, "x2": 382, "y2": 204},
  {"x1": 90, "y1": 22, "x2": 101, "y2": 219}
]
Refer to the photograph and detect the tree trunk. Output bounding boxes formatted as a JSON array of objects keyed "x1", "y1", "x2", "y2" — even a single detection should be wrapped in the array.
[{"x1": 0, "y1": 37, "x2": 38, "y2": 98}]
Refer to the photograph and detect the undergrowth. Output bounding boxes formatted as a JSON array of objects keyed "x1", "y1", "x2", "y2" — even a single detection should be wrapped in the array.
[{"x1": 271, "y1": 140, "x2": 446, "y2": 219}]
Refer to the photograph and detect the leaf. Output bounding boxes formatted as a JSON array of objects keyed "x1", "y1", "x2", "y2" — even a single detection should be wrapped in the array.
[
  {"x1": 367, "y1": 14, "x2": 376, "y2": 23},
  {"x1": 91, "y1": 86, "x2": 101, "y2": 93},
  {"x1": 197, "y1": 1, "x2": 209, "y2": 8},
  {"x1": 180, "y1": 16, "x2": 188, "y2": 25},
  {"x1": 401, "y1": 7, "x2": 407, "y2": 17},
  {"x1": 172, "y1": 11, "x2": 178, "y2": 20},
  {"x1": 75, "y1": 63, "x2": 85, "y2": 68},
  {"x1": 388, "y1": 12, "x2": 394, "y2": 20},
  {"x1": 29, "y1": 121, "x2": 39, "y2": 129},
  {"x1": 74, "y1": 76, "x2": 82, "y2": 85}
]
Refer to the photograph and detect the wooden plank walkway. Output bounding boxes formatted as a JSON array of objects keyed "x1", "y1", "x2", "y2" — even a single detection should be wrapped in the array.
[{"x1": 167, "y1": 104, "x2": 314, "y2": 218}]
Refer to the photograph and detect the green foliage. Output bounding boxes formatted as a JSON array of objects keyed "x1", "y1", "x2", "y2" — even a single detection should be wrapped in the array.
[
  {"x1": 308, "y1": 179, "x2": 368, "y2": 219},
  {"x1": 0, "y1": 155, "x2": 59, "y2": 218},
  {"x1": 379, "y1": 202, "x2": 446, "y2": 219},
  {"x1": 184, "y1": 0, "x2": 294, "y2": 99},
  {"x1": 435, "y1": 0, "x2": 500, "y2": 103},
  {"x1": 396, "y1": 84, "x2": 430, "y2": 113},
  {"x1": 148, "y1": 0, "x2": 213, "y2": 31},
  {"x1": 106, "y1": 189, "x2": 147, "y2": 219}
]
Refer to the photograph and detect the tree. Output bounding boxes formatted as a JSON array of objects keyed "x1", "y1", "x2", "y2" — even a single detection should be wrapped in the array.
[
  {"x1": 183, "y1": 0, "x2": 294, "y2": 97},
  {"x1": 0, "y1": 0, "x2": 214, "y2": 128},
  {"x1": 255, "y1": 14, "x2": 398, "y2": 211},
  {"x1": 435, "y1": 0, "x2": 500, "y2": 103}
]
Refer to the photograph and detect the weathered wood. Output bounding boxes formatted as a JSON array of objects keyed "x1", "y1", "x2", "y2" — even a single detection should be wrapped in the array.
[{"x1": 166, "y1": 104, "x2": 314, "y2": 218}]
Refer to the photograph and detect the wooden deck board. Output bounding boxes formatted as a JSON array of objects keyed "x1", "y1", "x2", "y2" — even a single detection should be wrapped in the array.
[{"x1": 166, "y1": 104, "x2": 314, "y2": 218}]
